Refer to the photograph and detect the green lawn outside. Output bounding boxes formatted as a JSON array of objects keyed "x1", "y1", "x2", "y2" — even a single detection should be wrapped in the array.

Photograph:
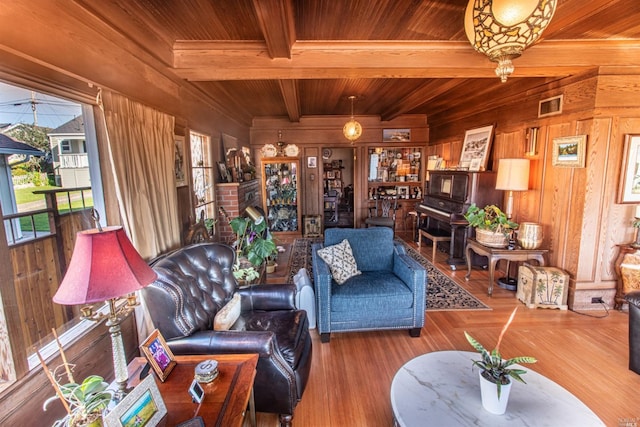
[
  {"x1": 14, "y1": 185, "x2": 58, "y2": 204},
  {"x1": 14, "y1": 186, "x2": 94, "y2": 232}
]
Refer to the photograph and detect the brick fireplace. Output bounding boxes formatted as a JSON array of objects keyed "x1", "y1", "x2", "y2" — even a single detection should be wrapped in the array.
[{"x1": 216, "y1": 180, "x2": 261, "y2": 243}]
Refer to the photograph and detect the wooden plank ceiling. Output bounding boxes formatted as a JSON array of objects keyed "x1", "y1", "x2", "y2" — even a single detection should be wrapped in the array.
[{"x1": 78, "y1": 0, "x2": 640, "y2": 125}]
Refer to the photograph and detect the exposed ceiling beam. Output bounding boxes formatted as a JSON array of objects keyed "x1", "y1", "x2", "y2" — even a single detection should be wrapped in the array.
[
  {"x1": 278, "y1": 79, "x2": 300, "y2": 121},
  {"x1": 252, "y1": 0, "x2": 295, "y2": 59},
  {"x1": 173, "y1": 40, "x2": 640, "y2": 81}
]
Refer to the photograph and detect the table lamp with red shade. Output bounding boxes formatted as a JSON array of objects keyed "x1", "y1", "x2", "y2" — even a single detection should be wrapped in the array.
[{"x1": 53, "y1": 219, "x2": 157, "y2": 398}]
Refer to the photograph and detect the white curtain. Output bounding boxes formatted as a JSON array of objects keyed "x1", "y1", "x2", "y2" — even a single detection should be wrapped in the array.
[{"x1": 99, "y1": 90, "x2": 180, "y2": 259}]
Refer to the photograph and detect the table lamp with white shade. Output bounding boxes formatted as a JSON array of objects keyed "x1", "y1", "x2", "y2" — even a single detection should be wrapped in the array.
[
  {"x1": 495, "y1": 158, "x2": 530, "y2": 289},
  {"x1": 495, "y1": 158, "x2": 530, "y2": 220}
]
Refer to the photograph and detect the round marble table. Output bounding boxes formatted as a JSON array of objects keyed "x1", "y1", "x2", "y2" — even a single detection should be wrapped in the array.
[{"x1": 390, "y1": 350, "x2": 604, "y2": 427}]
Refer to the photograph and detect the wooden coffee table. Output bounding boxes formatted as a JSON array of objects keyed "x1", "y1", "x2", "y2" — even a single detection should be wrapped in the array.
[{"x1": 126, "y1": 353, "x2": 258, "y2": 427}]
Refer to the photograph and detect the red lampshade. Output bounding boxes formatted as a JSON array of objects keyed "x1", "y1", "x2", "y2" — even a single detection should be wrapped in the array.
[{"x1": 53, "y1": 226, "x2": 157, "y2": 305}]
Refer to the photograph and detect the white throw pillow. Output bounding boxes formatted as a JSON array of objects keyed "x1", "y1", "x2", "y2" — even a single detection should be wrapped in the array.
[
  {"x1": 317, "y1": 239, "x2": 361, "y2": 285},
  {"x1": 214, "y1": 293, "x2": 241, "y2": 331}
]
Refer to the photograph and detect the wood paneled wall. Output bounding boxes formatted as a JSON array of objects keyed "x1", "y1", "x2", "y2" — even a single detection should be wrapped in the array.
[
  {"x1": 426, "y1": 70, "x2": 640, "y2": 310},
  {"x1": 250, "y1": 115, "x2": 429, "y2": 229}
]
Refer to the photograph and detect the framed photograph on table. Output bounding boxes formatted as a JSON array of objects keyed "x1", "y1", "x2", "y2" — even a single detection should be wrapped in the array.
[
  {"x1": 551, "y1": 135, "x2": 587, "y2": 168},
  {"x1": 104, "y1": 374, "x2": 167, "y2": 427},
  {"x1": 618, "y1": 134, "x2": 640, "y2": 203},
  {"x1": 140, "y1": 329, "x2": 177, "y2": 382},
  {"x1": 459, "y1": 125, "x2": 494, "y2": 171}
]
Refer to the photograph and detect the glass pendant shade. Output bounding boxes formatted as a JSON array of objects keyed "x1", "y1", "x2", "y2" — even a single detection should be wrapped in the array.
[
  {"x1": 343, "y1": 119, "x2": 362, "y2": 142},
  {"x1": 464, "y1": 0, "x2": 557, "y2": 82},
  {"x1": 343, "y1": 95, "x2": 362, "y2": 143}
]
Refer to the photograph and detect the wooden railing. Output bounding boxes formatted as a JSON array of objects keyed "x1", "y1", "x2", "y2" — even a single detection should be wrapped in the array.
[
  {"x1": 3, "y1": 187, "x2": 94, "y2": 358},
  {"x1": 59, "y1": 153, "x2": 89, "y2": 168}
]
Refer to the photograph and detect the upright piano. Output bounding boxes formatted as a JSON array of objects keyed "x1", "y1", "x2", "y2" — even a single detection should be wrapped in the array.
[{"x1": 416, "y1": 170, "x2": 501, "y2": 269}]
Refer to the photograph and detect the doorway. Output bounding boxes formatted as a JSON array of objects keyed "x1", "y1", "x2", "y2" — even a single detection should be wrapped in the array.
[{"x1": 322, "y1": 147, "x2": 355, "y2": 229}]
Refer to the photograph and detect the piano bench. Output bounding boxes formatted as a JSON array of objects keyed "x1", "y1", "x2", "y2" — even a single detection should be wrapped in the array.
[{"x1": 418, "y1": 229, "x2": 451, "y2": 261}]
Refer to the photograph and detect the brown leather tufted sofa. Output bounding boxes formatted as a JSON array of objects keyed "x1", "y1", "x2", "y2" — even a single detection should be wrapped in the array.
[
  {"x1": 141, "y1": 243, "x2": 312, "y2": 427},
  {"x1": 626, "y1": 291, "x2": 640, "y2": 374}
]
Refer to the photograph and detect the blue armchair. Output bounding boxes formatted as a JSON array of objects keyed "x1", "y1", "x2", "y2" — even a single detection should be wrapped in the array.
[{"x1": 312, "y1": 227, "x2": 427, "y2": 342}]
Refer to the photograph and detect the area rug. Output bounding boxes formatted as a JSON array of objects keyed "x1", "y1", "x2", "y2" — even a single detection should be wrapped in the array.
[{"x1": 286, "y1": 237, "x2": 490, "y2": 311}]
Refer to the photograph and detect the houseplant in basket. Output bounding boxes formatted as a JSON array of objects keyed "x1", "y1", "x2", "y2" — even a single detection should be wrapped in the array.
[
  {"x1": 464, "y1": 307, "x2": 537, "y2": 414},
  {"x1": 464, "y1": 203, "x2": 518, "y2": 248}
]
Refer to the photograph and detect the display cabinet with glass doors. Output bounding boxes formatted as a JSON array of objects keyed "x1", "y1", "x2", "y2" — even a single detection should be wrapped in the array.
[{"x1": 261, "y1": 158, "x2": 301, "y2": 233}]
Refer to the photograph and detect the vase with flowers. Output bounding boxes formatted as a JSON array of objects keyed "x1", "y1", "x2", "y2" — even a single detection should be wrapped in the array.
[{"x1": 464, "y1": 307, "x2": 537, "y2": 414}]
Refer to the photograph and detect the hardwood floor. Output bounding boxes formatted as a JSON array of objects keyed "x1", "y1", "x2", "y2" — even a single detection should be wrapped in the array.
[{"x1": 260, "y1": 233, "x2": 638, "y2": 426}]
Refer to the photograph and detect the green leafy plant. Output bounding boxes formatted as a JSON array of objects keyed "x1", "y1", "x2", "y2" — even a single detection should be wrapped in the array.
[
  {"x1": 44, "y1": 373, "x2": 112, "y2": 427},
  {"x1": 464, "y1": 203, "x2": 518, "y2": 234},
  {"x1": 229, "y1": 215, "x2": 277, "y2": 267},
  {"x1": 464, "y1": 307, "x2": 537, "y2": 398},
  {"x1": 232, "y1": 264, "x2": 261, "y2": 282}
]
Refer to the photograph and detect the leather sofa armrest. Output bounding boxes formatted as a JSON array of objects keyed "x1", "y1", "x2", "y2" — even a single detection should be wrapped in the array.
[
  {"x1": 167, "y1": 330, "x2": 278, "y2": 358},
  {"x1": 626, "y1": 290, "x2": 640, "y2": 306},
  {"x1": 237, "y1": 284, "x2": 296, "y2": 311}
]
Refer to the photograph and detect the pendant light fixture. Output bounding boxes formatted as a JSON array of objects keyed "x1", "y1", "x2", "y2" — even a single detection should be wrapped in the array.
[
  {"x1": 343, "y1": 95, "x2": 362, "y2": 143},
  {"x1": 464, "y1": 0, "x2": 557, "y2": 83}
]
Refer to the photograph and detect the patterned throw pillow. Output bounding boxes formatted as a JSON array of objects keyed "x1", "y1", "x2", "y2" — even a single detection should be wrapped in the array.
[{"x1": 317, "y1": 239, "x2": 361, "y2": 285}]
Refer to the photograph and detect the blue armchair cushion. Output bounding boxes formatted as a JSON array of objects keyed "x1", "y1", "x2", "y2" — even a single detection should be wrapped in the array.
[
  {"x1": 317, "y1": 239, "x2": 361, "y2": 284},
  {"x1": 330, "y1": 271, "x2": 414, "y2": 311}
]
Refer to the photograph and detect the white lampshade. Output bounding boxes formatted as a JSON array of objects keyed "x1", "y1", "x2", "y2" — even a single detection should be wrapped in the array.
[{"x1": 496, "y1": 158, "x2": 530, "y2": 191}]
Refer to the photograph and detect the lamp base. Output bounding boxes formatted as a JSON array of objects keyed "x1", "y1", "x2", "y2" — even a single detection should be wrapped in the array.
[{"x1": 496, "y1": 277, "x2": 517, "y2": 291}]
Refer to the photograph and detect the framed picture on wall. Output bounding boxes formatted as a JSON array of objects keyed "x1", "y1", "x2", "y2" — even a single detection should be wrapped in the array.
[
  {"x1": 551, "y1": 135, "x2": 587, "y2": 168},
  {"x1": 618, "y1": 134, "x2": 640, "y2": 203},
  {"x1": 459, "y1": 125, "x2": 494, "y2": 171},
  {"x1": 174, "y1": 136, "x2": 187, "y2": 187},
  {"x1": 383, "y1": 129, "x2": 411, "y2": 142},
  {"x1": 307, "y1": 156, "x2": 317, "y2": 168}
]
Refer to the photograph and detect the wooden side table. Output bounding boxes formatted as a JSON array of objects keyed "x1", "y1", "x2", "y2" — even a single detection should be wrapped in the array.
[
  {"x1": 126, "y1": 354, "x2": 258, "y2": 427},
  {"x1": 464, "y1": 238, "x2": 548, "y2": 296},
  {"x1": 614, "y1": 244, "x2": 640, "y2": 309}
]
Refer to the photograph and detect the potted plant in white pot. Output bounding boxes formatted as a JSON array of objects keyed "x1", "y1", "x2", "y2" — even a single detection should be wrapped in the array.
[
  {"x1": 464, "y1": 203, "x2": 518, "y2": 248},
  {"x1": 464, "y1": 307, "x2": 537, "y2": 415}
]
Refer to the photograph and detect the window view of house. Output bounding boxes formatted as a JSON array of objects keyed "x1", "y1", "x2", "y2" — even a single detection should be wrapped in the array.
[{"x1": 0, "y1": 82, "x2": 104, "y2": 389}]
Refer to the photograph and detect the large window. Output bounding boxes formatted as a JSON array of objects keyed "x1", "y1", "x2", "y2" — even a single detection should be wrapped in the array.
[
  {"x1": 190, "y1": 131, "x2": 216, "y2": 228},
  {"x1": 0, "y1": 82, "x2": 105, "y2": 389}
]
